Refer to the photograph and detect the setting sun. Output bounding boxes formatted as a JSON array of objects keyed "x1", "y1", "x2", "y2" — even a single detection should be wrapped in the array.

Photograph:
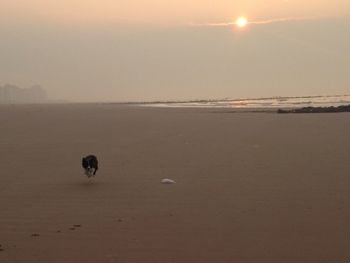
[{"x1": 236, "y1": 16, "x2": 248, "y2": 28}]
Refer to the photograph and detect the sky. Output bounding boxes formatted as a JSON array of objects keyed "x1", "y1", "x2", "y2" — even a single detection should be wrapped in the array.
[{"x1": 0, "y1": 0, "x2": 350, "y2": 101}]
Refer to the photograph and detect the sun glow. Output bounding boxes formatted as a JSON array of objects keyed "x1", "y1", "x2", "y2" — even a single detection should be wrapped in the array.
[{"x1": 236, "y1": 16, "x2": 248, "y2": 28}]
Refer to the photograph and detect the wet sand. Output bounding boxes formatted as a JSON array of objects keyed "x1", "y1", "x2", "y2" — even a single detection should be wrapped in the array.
[{"x1": 1, "y1": 104, "x2": 350, "y2": 263}]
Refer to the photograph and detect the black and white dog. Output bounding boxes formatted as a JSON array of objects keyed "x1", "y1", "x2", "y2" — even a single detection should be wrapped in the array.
[{"x1": 82, "y1": 155, "x2": 98, "y2": 178}]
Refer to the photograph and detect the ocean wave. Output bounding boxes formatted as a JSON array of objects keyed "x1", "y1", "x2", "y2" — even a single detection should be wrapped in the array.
[{"x1": 140, "y1": 95, "x2": 350, "y2": 109}]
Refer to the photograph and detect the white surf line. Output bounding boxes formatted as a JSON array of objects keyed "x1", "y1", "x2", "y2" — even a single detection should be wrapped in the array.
[{"x1": 188, "y1": 16, "x2": 319, "y2": 27}]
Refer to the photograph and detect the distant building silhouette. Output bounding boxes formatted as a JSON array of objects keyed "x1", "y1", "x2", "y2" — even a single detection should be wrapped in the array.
[{"x1": 0, "y1": 84, "x2": 48, "y2": 104}]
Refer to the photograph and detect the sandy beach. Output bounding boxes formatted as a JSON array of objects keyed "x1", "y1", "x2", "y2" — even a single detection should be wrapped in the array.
[{"x1": 1, "y1": 104, "x2": 350, "y2": 263}]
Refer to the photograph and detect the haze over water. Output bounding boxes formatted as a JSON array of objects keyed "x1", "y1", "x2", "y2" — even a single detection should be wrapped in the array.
[{"x1": 1, "y1": 1, "x2": 350, "y2": 102}]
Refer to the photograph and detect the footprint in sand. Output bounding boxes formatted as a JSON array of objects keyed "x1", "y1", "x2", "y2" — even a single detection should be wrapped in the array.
[{"x1": 69, "y1": 224, "x2": 82, "y2": 230}]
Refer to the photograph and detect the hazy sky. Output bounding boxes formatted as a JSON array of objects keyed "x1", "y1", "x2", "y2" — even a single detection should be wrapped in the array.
[{"x1": 1, "y1": 0, "x2": 350, "y2": 101}]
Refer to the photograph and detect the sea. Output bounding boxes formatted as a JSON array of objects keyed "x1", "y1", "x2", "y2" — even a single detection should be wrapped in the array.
[{"x1": 141, "y1": 95, "x2": 350, "y2": 109}]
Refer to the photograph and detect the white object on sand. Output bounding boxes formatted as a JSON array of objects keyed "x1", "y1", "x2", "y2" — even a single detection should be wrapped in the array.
[{"x1": 161, "y1": 179, "x2": 176, "y2": 184}]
